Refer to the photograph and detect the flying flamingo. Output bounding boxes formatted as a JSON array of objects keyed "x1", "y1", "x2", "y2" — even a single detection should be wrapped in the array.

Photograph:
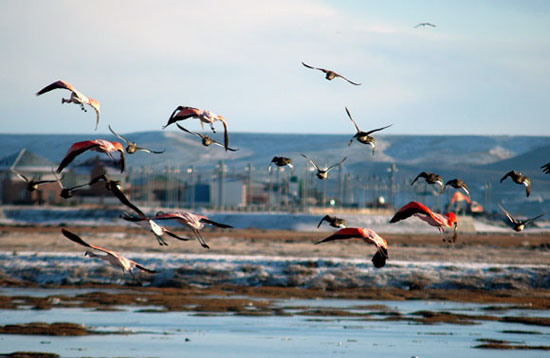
[
  {"x1": 108, "y1": 125, "x2": 165, "y2": 154},
  {"x1": 390, "y1": 201, "x2": 458, "y2": 242},
  {"x1": 500, "y1": 170, "x2": 531, "y2": 197},
  {"x1": 61, "y1": 229, "x2": 156, "y2": 284},
  {"x1": 345, "y1": 107, "x2": 392, "y2": 154},
  {"x1": 269, "y1": 156, "x2": 294, "y2": 174},
  {"x1": 498, "y1": 204, "x2": 545, "y2": 232},
  {"x1": 315, "y1": 227, "x2": 388, "y2": 268},
  {"x1": 121, "y1": 212, "x2": 191, "y2": 246},
  {"x1": 317, "y1": 215, "x2": 347, "y2": 229},
  {"x1": 149, "y1": 211, "x2": 233, "y2": 249},
  {"x1": 301, "y1": 62, "x2": 361, "y2": 86},
  {"x1": 175, "y1": 124, "x2": 239, "y2": 151},
  {"x1": 10, "y1": 168, "x2": 58, "y2": 192},
  {"x1": 163, "y1": 106, "x2": 230, "y2": 151},
  {"x1": 301, "y1": 154, "x2": 347, "y2": 180},
  {"x1": 56, "y1": 139, "x2": 125, "y2": 173},
  {"x1": 36, "y1": 80, "x2": 100, "y2": 130},
  {"x1": 441, "y1": 178, "x2": 470, "y2": 196}
]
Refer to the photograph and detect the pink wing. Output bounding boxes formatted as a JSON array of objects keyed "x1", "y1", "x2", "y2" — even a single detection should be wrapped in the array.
[
  {"x1": 163, "y1": 106, "x2": 202, "y2": 128},
  {"x1": 390, "y1": 201, "x2": 440, "y2": 224},
  {"x1": 56, "y1": 140, "x2": 100, "y2": 173},
  {"x1": 36, "y1": 80, "x2": 76, "y2": 96}
]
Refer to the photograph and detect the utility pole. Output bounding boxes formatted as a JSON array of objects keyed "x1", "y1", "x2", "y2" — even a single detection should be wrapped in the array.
[{"x1": 217, "y1": 160, "x2": 225, "y2": 211}]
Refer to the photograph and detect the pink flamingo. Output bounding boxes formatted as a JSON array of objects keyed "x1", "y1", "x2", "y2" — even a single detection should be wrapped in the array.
[
  {"x1": 149, "y1": 211, "x2": 233, "y2": 249},
  {"x1": 390, "y1": 201, "x2": 458, "y2": 242},
  {"x1": 121, "y1": 212, "x2": 191, "y2": 246},
  {"x1": 56, "y1": 139, "x2": 125, "y2": 173},
  {"x1": 61, "y1": 229, "x2": 156, "y2": 284},
  {"x1": 36, "y1": 80, "x2": 101, "y2": 130},
  {"x1": 315, "y1": 227, "x2": 388, "y2": 268},
  {"x1": 163, "y1": 106, "x2": 229, "y2": 151}
]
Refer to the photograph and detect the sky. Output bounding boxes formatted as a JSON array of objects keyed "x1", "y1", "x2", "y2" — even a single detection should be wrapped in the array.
[{"x1": 0, "y1": 0, "x2": 549, "y2": 136}]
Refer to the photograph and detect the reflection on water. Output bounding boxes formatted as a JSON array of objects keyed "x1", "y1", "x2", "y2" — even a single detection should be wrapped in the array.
[{"x1": 1, "y1": 288, "x2": 549, "y2": 358}]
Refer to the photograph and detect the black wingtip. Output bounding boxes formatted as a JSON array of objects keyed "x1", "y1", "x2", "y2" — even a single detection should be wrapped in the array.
[{"x1": 371, "y1": 249, "x2": 387, "y2": 268}]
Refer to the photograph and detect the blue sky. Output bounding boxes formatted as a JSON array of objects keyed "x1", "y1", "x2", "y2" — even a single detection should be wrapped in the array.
[{"x1": 0, "y1": 0, "x2": 548, "y2": 135}]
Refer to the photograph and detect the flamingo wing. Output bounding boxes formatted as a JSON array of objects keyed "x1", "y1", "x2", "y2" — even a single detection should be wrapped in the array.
[
  {"x1": 36, "y1": 80, "x2": 75, "y2": 96},
  {"x1": 110, "y1": 184, "x2": 147, "y2": 218},
  {"x1": 314, "y1": 228, "x2": 366, "y2": 244},
  {"x1": 221, "y1": 118, "x2": 230, "y2": 152},
  {"x1": 390, "y1": 201, "x2": 437, "y2": 224},
  {"x1": 61, "y1": 229, "x2": 114, "y2": 256},
  {"x1": 199, "y1": 217, "x2": 233, "y2": 228},
  {"x1": 57, "y1": 141, "x2": 99, "y2": 173},
  {"x1": 133, "y1": 262, "x2": 157, "y2": 274},
  {"x1": 327, "y1": 156, "x2": 347, "y2": 172},
  {"x1": 163, "y1": 229, "x2": 192, "y2": 241},
  {"x1": 365, "y1": 124, "x2": 393, "y2": 136},
  {"x1": 164, "y1": 106, "x2": 201, "y2": 128}
]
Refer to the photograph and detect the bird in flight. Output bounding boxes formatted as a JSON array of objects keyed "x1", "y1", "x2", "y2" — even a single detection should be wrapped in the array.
[
  {"x1": 315, "y1": 227, "x2": 388, "y2": 268},
  {"x1": 317, "y1": 215, "x2": 347, "y2": 229},
  {"x1": 498, "y1": 204, "x2": 545, "y2": 233},
  {"x1": 500, "y1": 170, "x2": 531, "y2": 197},
  {"x1": 51, "y1": 170, "x2": 88, "y2": 199},
  {"x1": 390, "y1": 201, "x2": 458, "y2": 242},
  {"x1": 36, "y1": 80, "x2": 101, "y2": 130},
  {"x1": 10, "y1": 167, "x2": 58, "y2": 192},
  {"x1": 149, "y1": 211, "x2": 233, "y2": 249},
  {"x1": 176, "y1": 124, "x2": 239, "y2": 151},
  {"x1": 56, "y1": 139, "x2": 125, "y2": 174},
  {"x1": 268, "y1": 156, "x2": 294, "y2": 174},
  {"x1": 88, "y1": 174, "x2": 145, "y2": 218},
  {"x1": 61, "y1": 229, "x2": 156, "y2": 284},
  {"x1": 411, "y1": 171, "x2": 444, "y2": 190},
  {"x1": 301, "y1": 154, "x2": 347, "y2": 180},
  {"x1": 414, "y1": 22, "x2": 436, "y2": 28},
  {"x1": 345, "y1": 107, "x2": 392, "y2": 155},
  {"x1": 301, "y1": 62, "x2": 361, "y2": 86},
  {"x1": 541, "y1": 162, "x2": 550, "y2": 175},
  {"x1": 441, "y1": 178, "x2": 470, "y2": 196},
  {"x1": 109, "y1": 125, "x2": 165, "y2": 154},
  {"x1": 121, "y1": 212, "x2": 191, "y2": 246},
  {"x1": 164, "y1": 106, "x2": 230, "y2": 151}
]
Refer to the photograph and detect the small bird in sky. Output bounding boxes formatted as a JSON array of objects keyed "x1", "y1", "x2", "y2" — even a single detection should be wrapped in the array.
[
  {"x1": 442, "y1": 178, "x2": 470, "y2": 196},
  {"x1": 390, "y1": 201, "x2": 458, "y2": 242},
  {"x1": 301, "y1": 62, "x2": 361, "y2": 86},
  {"x1": 163, "y1": 106, "x2": 230, "y2": 151},
  {"x1": 315, "y1": 227, "x2": 388, "y2": 268},
  {"x1": 498, "y1": 204, "x2": 545, "y2": 232},
  {"x1": 36, "y1": 80, "x2": 100, "y2": 130},
  {"x1": 301, "y1": 154, "x2": 347, "y2": 180},
  {"x1": 88, "y1": 174, "x2": 145, "y2": 218},
  {"x1": 61, "y1": 229, "x2": 156, "y2": 284},
  {"x1": 51, "y1": 170, "x2": 88, "y2": 199},
  {"x1": 268, "y1": 156, "x2": 294, "y2": 174},
  {"x1": 500, "y1": 170, "x2": 531, "y2": 197},
  {"x1": 411, "y1": 171, "x2": 444, "y2": 189},
  {"x1": 57, "y1": 139, "x2": 125, "y2": 173},
  {"x1": 176, "y1": 124, "x2": 239, "y2": 151},
  {"x1": 10, "y1": 167, "x2": 58, "y2": 192},
  {"x1": 109, "y1": 125, "x2": 165, "y2": 154},
  {"x1": 414, "y1": 22, "x2": 436, "y2": 28},
  {"x1": 345, "y1": 107, "x2": 392, "y2": 155},
  {"x1": 317, "y1": 215, "x2": 347, "y2": 229}
]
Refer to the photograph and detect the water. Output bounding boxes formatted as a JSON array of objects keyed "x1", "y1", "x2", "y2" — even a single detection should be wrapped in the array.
[{"x1": 1, "y1": 289, "x2": 549, "y2": 358}]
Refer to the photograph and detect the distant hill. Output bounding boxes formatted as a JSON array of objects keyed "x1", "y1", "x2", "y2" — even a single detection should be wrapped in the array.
[{"x1": 1, "y1": 132, "x2": 549, "y2": 215}]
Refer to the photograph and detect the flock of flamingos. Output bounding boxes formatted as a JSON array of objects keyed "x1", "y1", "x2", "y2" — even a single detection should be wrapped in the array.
[{"x1": 9, "y1": 56, "x2": 549, "y2": 283}]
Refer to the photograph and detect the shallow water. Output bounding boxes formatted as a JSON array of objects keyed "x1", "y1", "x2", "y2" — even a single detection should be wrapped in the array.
[{"x1": 1, "y1": 288, "x2": 549, "y2": 358}]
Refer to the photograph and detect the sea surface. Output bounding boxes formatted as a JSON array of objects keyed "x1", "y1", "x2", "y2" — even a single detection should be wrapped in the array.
[{"x1": 1, "y1": 288, "x2": 549, "y2": 358}]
